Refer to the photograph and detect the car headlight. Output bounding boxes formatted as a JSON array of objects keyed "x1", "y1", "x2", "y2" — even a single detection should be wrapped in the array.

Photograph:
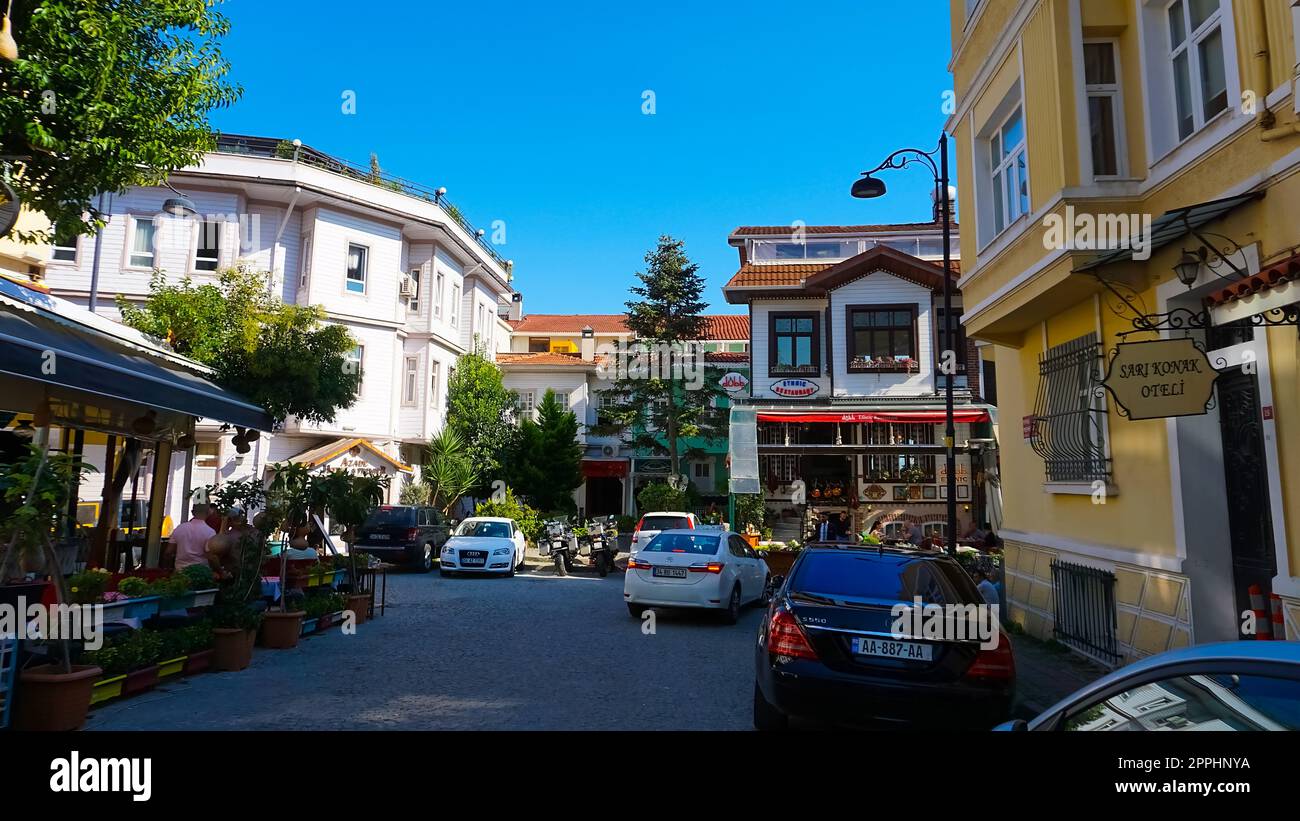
[
  {"x1": 441, "y1": 545, "x2": 454, "y2": 554},
  {"x1": 492, "y1": 547, "x2": 511, "y2": 556}
]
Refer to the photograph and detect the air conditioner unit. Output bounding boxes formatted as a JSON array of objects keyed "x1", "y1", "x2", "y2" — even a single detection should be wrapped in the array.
[
  {"x1": 399, "y1": 278, "x2": 415, "y2": 298},
  {"x1": 602, "y1": 445, "x2": 616, "y2": 457}
]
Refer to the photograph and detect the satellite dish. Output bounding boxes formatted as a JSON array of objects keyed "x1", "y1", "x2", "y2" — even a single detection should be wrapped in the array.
[{"x1": 0, "y1": 179, "x2": 20, "y2": 238}]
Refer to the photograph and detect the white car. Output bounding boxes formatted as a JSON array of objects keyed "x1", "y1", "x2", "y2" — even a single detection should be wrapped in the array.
[
  {"x1": 629, "y1": 511, "x2": 699, "y2": 554},
  {"x1": 439, "y1": 517, "x2": 527, "y2": 577},
  {"x1": 624, "y1": 529, "x2": 770, "y2": 624}
]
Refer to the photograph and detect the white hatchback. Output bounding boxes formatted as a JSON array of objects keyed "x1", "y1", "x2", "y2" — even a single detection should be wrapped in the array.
[
  {"x1": 624, "y1": 530, "x2": 769, "y2": 624},
  {"x1": 439, "y1": 517, "x2": 527, "y2": 576}
]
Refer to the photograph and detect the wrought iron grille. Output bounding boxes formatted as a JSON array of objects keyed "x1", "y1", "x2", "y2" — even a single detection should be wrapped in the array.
[
  {"x1": 1051, "y1": 559, "x2": 1120, "y2": 665},
  {"x1": 1031, "y1": 333, "x2": 1111, "y2": 482}
]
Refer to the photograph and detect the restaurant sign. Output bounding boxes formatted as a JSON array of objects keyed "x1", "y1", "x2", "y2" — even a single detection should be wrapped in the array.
[
  {"x1": 770, "y1": 378, "x2": 820, "y2": 398},
  {"x1": 1102, "y1": 338, "x2": 1218, "y2": 421},
  {"x1": 719, "y1": 371, "x2": 750, "y2": 393}
]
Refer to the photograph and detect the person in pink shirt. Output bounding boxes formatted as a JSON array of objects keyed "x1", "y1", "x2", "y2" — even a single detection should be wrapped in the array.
[{"x1": 168, "y1": 503, "x2": 217, "y2": 571}]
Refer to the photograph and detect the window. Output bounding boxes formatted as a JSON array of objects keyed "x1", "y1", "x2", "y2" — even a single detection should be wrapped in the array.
[
  {"x1": 1084, "y1": 41, "x2": 1124, "y2": 177},
  {"x1": 528, "y1": 337, "x2": 551, "y2": 353},
  {"x1": 768, "y1": 312, "x2": 820, "y2": 376},
  {"x1": 450, "y1": 283, "x2": 461, "y2": 327},
  {"x1": 515, "y1": 390, "x2": 536, "y2": 420},
  {"x1": 429, "y1": 361, "x2": 441, "y2": 409},
  {"x1": 863, "y1": 423, "x2": 936, "y2": 483},
  {"x1": 194, "y1": 442, "x2": 220, "y2": 468},
  {"x1": 754, "y1": 239, "x2": 858, "y2": 263},
  {"x1": 51, "y1": 224, "x2": 78, "y2": 263},
  {"x1": 346, "y1": 243, "x2": 368, "y2": 293},
  {"x1": 128, "y1": 216, "x2": 157, "y2": 268},
  {"x1": 434, "y1": 272, "x2": 445, "y2": 317},
  {"x1": 934, "y1": 307, "x2": 968, "y2": 376},
  {"x1": 1063, "y1": 673, "x2": 1300, "y2": 731},
  {"x1": 847, "y1": 306, "x2": 916, "y2": 371},
  {"x1": 194, "y1": 222, "x2": 220, "y2": 272},
  {"x1": 405, "y1": 269, "x2": 420, "y2": 313},
  {"x1": 1031, "y1": 333, "x2": 1110, "y2": 483},
  {"x1": 1167, "y1": 0, "x2": 1227, "y2": 141},
  {"x1": 402, "y1": 356, "x2": 419, "y2": 405},
  {"x1": 989, "y1": 107, "x2": 1029, "y2": 236},
  {"x1": 693, "y1": 462, "x2": 711, "y2": 478},
  {"x1": 552, "y1": 390, "x2": 570, "y2": 411},
  {"x1": 347, "y1": 345, "x2": 364, "y2": 394},
  {"x1": 299, "y1": 234, "x2": 312, "y2": 288}
]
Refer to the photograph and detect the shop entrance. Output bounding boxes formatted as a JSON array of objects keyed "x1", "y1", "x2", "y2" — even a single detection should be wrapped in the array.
[
  {"x1": 585, "y1": 476, "x2": 623, "y2": 517},
  {"x1": 1216, "y1": 368, "x2": 1277, "y2": 634}
]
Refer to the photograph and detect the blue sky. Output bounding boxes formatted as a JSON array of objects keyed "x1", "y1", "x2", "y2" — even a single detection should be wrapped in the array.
[{"x1": 212, "y1": 0, "x2": 954, "y2": 315}]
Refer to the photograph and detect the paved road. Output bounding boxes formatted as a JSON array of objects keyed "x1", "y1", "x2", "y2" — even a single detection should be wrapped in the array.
[{"x1": 87, "y1": 567, "x2": 765, "y2": 731}]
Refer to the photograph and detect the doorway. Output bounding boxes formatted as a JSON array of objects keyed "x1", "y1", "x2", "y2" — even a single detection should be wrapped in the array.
[
  {"x1": 586, "y1": 477, "x2": 623, "y2": 517},
  {"x1": 1215, "y1": 368, "x2": 1277, "y2": 634}
]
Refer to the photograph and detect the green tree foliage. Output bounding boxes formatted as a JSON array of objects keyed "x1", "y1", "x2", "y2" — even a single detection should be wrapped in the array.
[
  {"x1": 0, "y1": 0, "x2": 241, "y2": 241},
  {"x1": 423, "y1": 427, "x2": 477, "y2": 516},
  {"x1": 507, "y1": 389, "x2": 583, "y2": 514},
  {"x1": 593, "y1": 236, "x2": 728, "y2": 477},
  {"x1": 444, "y1": 347, "x2": 518, "y2": 491},
  {"x1": 117, "y1": 266, "x2": 359, "y2": 424},
  {"x1": 636, "y1": 481, "x2": 687, "y2": 515}
]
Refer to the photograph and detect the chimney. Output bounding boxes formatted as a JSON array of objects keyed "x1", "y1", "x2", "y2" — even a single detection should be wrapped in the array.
[
  {"x1": 580, "y1": 325, "x2": 595, "y2": 361},
  {"x1": 932, "y1": 184, "x2": 957, "y2": 224}
]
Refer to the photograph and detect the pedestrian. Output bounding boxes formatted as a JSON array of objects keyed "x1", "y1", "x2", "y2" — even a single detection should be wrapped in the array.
[
  {"x1": 168, "y1": 503, "x2": 216, "y2": 571},
  {"x1": 974, "y1": 569, "x2": 1000, "y2": 610},
  {"x1": 816, "y1": 511, "x2": 833, "y2": 542}
]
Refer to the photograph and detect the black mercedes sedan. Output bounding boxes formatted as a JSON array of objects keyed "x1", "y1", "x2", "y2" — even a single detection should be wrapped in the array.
[{"x1": 754, "y1": 544, "x2": 1015, "y2": 730}]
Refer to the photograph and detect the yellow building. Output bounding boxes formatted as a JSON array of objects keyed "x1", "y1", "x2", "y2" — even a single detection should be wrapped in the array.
[
  {"x1": 0, "y1": 207, "x2": 51, "y2": 281},
  {"x1": 948, "y1": 0, "x2": 1300, "y2": 664}
]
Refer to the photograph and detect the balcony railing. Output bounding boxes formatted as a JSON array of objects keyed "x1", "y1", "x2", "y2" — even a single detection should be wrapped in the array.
[{"x1": 211, "y1": 134, "x2": 509, "y2": 270}]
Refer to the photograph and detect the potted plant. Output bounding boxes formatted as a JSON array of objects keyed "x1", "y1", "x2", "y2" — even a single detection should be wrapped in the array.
[
  {"x1": 181, "y1": 622, "x2": 216, "y2": 676},
  {"x1": 1, "y1": 444, "x2": 103, "y2": 730},
  {"x1": 210, "y1": 601, "x2": 262, "y2": 671},
  {"x1": 261, "y1": 587, "x2": 305, "y2": 649},
  {"x1": 312, "y1": 469, "x2": 387, "y2": 625}
]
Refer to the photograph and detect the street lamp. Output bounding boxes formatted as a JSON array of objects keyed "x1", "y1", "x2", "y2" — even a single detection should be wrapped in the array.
[{"x1": 851, "y1": 134, "x2": 959, "y2": 557}]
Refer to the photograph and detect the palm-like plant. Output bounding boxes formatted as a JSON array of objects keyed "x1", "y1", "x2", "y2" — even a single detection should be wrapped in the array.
[{"x1": 424, "y1": 427, "x2": 477, "y2": 517}]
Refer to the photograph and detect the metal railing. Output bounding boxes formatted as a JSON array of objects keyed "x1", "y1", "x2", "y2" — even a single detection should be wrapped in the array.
[
  {"x1": 1031, "y1": 333, "x2": 1111, "y2": 483},
  {"x1": 1050, "y1": 559, "x2": 1120, "y2": 665},
  {"x1": 211, "y1": 134, "x2": 509, "y2": 269}
]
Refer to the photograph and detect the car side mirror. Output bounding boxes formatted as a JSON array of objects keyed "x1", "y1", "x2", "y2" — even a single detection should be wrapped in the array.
[{"x1": 992, "y1": 719, "x2": 1028, "y2": 732}]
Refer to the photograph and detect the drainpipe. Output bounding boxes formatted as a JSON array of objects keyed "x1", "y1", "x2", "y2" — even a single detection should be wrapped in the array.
[{"x1": 1247, "y1": 0, "x2": 1300, "y2": 141}]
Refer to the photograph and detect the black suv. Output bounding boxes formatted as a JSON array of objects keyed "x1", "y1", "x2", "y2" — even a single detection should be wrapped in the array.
[
  {"x1": 352, "y1": 506, "x2": 451, "y2": 572},
  {"x1": 754, "y1": 544, "x2": 1015, "y2": 730}
]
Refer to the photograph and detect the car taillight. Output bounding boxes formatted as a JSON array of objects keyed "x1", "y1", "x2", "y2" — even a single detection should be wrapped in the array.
[
  {"x1": 627, "y1": 557, "x2": 653, "y2": 570},
  {"x1": 767, "y1": 608, "x2": 818, "y2": 660},
  {"x1": 965, "y1": 632, "x2": 1015, "y2": 681},
  {"x1": 688, "y1": 562, "x2": 724, "y2": 574}
]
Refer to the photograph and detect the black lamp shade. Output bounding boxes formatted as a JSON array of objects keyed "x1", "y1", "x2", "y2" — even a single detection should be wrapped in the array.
[
  {"x1": 851, "y1": 175, "x2": 887, "y2": 199},
  {"x1": 1174, "y1": 250, "x2": 1202, "y2": 287}
]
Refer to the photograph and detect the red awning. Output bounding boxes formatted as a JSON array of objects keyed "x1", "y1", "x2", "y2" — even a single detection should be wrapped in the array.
[
  {"x1": 582, "y1": 459, "x2": 629, "y2": 478},
  {"x1": 756, "y1": 410, "x2": 990, "y2": 424}
]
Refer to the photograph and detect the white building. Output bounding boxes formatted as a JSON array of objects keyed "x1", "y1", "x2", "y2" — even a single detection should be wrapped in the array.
[{"x1": 36, "y1": 133, "x2": 518, "y2": 524}]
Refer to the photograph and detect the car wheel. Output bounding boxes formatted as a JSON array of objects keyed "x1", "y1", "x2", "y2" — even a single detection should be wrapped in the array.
[
  {"x1": 759, "y1": 575, "x2": 773, "y2": 606},
  {"x1": 721, "y1": 585, "x2": 741, "y2": 625},
  {"x1": 627, "y1": 603, "x2": 646, "y2": 619},
  {"x1": 753, "y1": 682, "x2": 788, "y2": 731},
  {"x1": 417, "y1": 543, "x2": 433, "y2": 573},
  {"x1": 516, "y1": 550, "x2": 527, "y2": 571}
]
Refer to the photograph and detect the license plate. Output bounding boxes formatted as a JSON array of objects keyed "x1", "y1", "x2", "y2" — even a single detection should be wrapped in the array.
[
  {"x1": 851, "y1": 637, "x2": 933, "y2": 661},
  {"x1": 652, "y1": 567, "x2": 688, "y2": 579},
  {"x1": 368, "y1": 534, "x2": 389, "y2": 540},
  {"x1": 462, "y1": 559, "x2": 485, "y2": 566}
]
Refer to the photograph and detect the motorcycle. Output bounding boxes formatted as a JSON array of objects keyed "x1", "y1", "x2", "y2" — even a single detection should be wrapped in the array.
[
  {"x1": 543, "y1": 516, "x2": 620, "y2": 577},
  {"x1": 543, "y1": 519, "x2": 577, "y2": 577}
]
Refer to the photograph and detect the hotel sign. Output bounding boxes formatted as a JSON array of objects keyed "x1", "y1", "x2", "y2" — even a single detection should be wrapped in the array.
[{"x1": 1102, "y1": 338, "x2": 1218, "y2": 421}]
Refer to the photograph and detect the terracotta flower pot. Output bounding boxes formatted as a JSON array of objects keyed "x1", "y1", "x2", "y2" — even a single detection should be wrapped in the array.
[
  {"x1": 15, "y1": 664, "x2": 102, "y2": 731},
  {"x1": 260, "y1": 611, "x2": 305, "y2": 649},
  {"x1": 212, "y1": 628, "x2": 255, "y2": 671},
  {"x1": 346, "y1": 593, "x2": 370, "y2": 625},
  {"x1": 184, "y1": 649, "x2": 214, "y2": 676}
]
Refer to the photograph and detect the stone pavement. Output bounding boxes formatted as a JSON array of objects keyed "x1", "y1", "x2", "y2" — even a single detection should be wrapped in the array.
[{"x1": 1010, "y1": 633, "x2": 1110, "y2": 719}]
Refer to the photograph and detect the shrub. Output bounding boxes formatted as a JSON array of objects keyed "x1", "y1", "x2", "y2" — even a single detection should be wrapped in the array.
[
  {"x1": 636, "y1": 481, "x2": 686, "y2": 514},
  {"x1": 210, "y1": 601, "x2": 263, "y2": 631},
  {"x1": 68, "y1": 568, "x2": 112, "y2": 604},
  {"x1": 180, "y1": 564, "x2": 216, "y2": 590},
  {"x1": 150, "y1": 574, "x2": 192, "y2": 599},
  {"x1": 116, "y1": 576, "x2": 151, "y2": 598},
  {"x1": 734, "y1": 494, "x2": 768, "y2": 534},
  {"x1": 475, "y1": 487, "x2": 544, "y2": 543}
]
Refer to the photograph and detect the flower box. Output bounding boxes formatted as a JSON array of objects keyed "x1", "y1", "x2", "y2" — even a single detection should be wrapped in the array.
[
  {"x1": 157, "y1": 587, "x2": 219, "y2": 611},
  {"x1": 90, "y1": 674, "x2": 126, "y2": 706},
  {"x1": 157, "y1": 656, "x2": 187, "y2": 679},
  {"x1": 98, "y1": 595, "x2": 162, "y2": 623},
  {"x1": 120, "y1": 665, "x2": 160, "y2": 697},
  {"x1": 183, "y1": 649, "x2": 214, "y2": 676}
]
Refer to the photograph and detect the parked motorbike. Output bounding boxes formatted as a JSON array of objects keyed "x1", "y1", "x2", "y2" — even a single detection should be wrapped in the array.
[{"x1": 543, "y1": 516, "x2": 619, "y2": 577}]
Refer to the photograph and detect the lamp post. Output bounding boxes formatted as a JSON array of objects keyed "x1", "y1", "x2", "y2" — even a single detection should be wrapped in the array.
[{"x1": 851, "y1": 134, "x2": 958, "y2": 557}]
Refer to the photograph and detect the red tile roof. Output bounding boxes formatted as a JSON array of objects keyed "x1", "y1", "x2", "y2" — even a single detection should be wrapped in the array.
[
  {"x1": 732, "y1": 222, "x2": 957, "y2": 237},
  {"x1": 497, "y1": 352, "x2": 596, "y2": 368},
  {"x1": 509, "y1": 314, "x2": 748, "y2": 340},
  {"x1": 704, "y1": 351, "x2": 749, "y2": 364},
  {"x1": 725, "y1": 256, "x2": 962, "y2": 290},
  {"x1": 1204, "y1": 252, "x2": 1300, "y2": 307}
]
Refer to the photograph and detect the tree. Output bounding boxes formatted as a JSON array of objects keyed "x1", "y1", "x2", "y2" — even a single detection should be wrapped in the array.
[
  {"x1": 0, "y1": 0, "x2": 241, "y2": 242},
  {"x1": 593, "y1": 235, "x2": 728, "y2": 479},
  {"x1": 117, "y1": 265, "x2": 359, "y2": 424},
  {"x1": 423, "y1": 427, "x2": 477, "y2": 517},
  {"x1": 444, "y1": 347, "x2": 518, "y2": 492},
  {"x1": 508, "y1": 389, "x2": 583, "y2": 514}
]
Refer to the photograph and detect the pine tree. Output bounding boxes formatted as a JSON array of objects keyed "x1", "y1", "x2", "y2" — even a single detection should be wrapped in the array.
[
  {"x1": 509, "y1": 390, "x2": 584, "y2": 514},
  {"x1": 592, "y1": 236, "x2": 728, "y2": 481}
]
